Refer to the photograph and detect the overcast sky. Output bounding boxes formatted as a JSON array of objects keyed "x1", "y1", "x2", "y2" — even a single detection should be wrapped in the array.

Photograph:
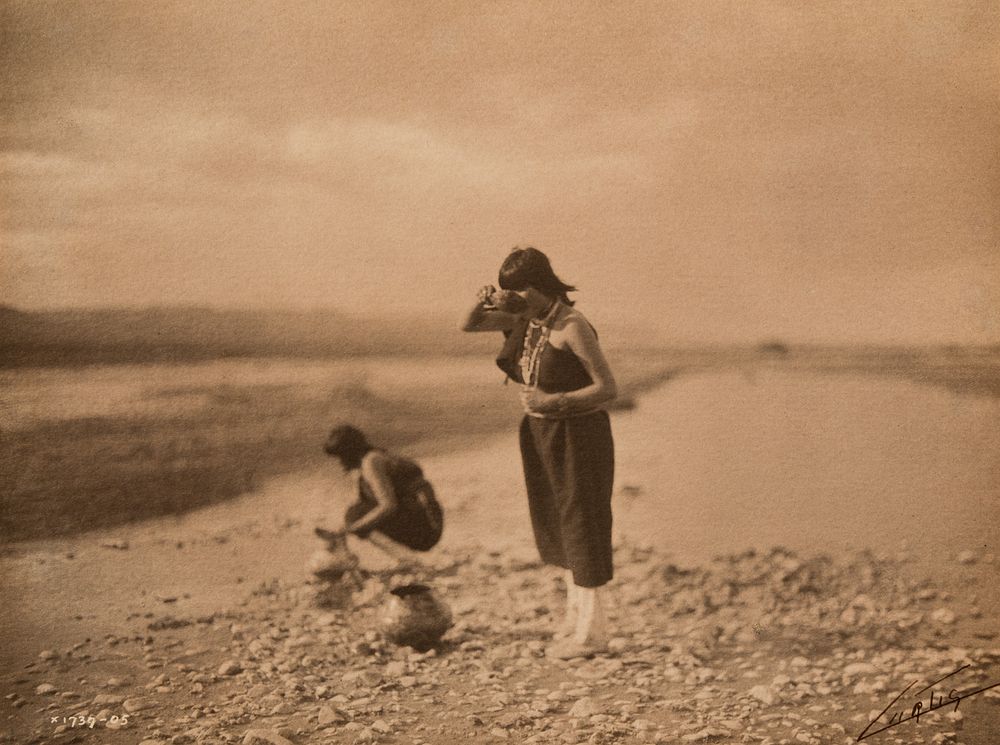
[{"x1": 2, "y1": 1, "x2": 997, "y2": 342}]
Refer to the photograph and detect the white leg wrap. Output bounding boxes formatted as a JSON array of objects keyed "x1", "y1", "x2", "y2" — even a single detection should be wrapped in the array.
[{"x1": 573, "y1": 585, "x2": 608, "y2": 645}]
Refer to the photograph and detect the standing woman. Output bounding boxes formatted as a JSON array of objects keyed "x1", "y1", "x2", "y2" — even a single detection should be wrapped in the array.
[{"x1": 462, "y1": 247, "x2": 618, "y2": 660}]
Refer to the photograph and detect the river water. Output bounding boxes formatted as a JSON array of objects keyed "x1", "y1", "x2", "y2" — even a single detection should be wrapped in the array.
[
  {"x1": 3, "y1": 357, "x2": 997, "y2": 561},
  {"x1": 612, "y1": 369, "x2": 1000, "y2": 569}
]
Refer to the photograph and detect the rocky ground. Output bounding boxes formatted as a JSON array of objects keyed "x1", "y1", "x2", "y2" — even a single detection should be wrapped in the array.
[{"x1": 4, "y1": 540, "x2": 999, "y2": 745}]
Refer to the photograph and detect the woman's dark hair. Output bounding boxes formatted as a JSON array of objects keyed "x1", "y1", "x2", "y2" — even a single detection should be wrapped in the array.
[
  {"x1": 324, "y1": 424, "x2": 372, "y2": 469},
  {"x1": 498, "y1": 247, "x2": 576, "y2": 306}
]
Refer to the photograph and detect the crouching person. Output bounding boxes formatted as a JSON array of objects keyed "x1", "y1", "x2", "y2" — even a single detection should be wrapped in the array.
[{"x1": 316, "y1": 425, "x2": 443, "y2": 563}]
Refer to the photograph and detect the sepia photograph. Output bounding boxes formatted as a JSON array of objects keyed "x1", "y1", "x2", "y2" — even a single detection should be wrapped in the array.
[{"x1": 2, "y1": 2, "x2": 999, "y2": 744}]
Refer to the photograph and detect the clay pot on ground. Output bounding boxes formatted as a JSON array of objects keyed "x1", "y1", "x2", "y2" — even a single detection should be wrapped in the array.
[{"x1": 378, "y1": 584, "x2": 453, "y2": 651}]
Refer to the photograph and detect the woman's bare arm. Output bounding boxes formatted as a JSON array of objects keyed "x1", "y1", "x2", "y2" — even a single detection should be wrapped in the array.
[
  {"x1": 461, "y1": 286, "x2": 518, "y2": 332},
  {"x1": 345, "y1": 451, "x2": 399, "y2": 537},
  {"x1": 562, "y1": 317, "x2": 618, "y2": 409},
  {"x1": 518, "y1": 314, "x2": 618, "y2": 415}
]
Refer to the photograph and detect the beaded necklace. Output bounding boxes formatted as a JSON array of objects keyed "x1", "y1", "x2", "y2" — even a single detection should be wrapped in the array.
[{"x1": 519, "y1": 301, "x2": 561, "y2": 386}]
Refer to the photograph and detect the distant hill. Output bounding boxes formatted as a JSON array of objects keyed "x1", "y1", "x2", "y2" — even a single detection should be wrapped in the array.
[{"x1": 0, "y1": 306, "x2": 497, "y2": 367}]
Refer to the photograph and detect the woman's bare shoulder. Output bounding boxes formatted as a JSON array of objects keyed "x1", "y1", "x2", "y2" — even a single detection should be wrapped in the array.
[
  {"x1": 553, "y1": 306, "x2": 595, "y2": 334},
  {"x1": 548, "y1": 307, "x2": 597, "y2": 352},
  {"x1": 361, "y1": 450, "x2": 392, "y2": 472}
]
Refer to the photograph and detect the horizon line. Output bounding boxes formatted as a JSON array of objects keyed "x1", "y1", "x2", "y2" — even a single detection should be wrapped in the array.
[{"x1": 2, "y1": 304, "x2": 997, "y2": 348}]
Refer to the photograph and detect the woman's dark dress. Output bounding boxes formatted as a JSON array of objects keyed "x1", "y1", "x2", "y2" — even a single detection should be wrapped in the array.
[
  {"x1": 497, "y1": 316, "x2": 615, "y2": 587},
  {"x1": 345, "y1": 453, "x2": 443, "y2": 552}
]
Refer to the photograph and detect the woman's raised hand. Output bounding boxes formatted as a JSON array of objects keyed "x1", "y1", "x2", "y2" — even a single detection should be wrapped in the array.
[
  {"x1": 477, "y1": 285, "x2": 498, "y2": 306},
  {"x1": 462, "y1": 285, "x2": 518, "y2": 332}
]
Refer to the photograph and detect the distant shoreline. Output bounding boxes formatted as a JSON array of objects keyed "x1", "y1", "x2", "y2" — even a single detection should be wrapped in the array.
[{"x1": 3, "y1": 304, "x2": 997, "y2": 370}]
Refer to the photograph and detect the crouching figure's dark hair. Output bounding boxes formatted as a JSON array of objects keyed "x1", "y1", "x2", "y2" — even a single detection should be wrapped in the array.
[{"x1": 323, "y1": 424, "x2": 372, "y2": 469}]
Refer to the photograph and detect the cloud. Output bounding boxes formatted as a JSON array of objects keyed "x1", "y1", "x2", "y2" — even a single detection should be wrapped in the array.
[
  {"x1": 284, "y1": 118, "x2": 524, "y2": 188},
  {"x1": 1, "y1": 2, "x2": 996, "y2": 340}
]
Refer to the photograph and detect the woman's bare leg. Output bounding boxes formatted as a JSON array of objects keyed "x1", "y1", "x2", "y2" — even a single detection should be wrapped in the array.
[
  {"x1": 573, "y1": 585, "x2": 608, "y2": 645},
  {"x1": 557, "y1": 569, "x2": 579, "y2": 638},
  {"x1": 549, "y1": 582, "x2": 609, "y2": 659}
]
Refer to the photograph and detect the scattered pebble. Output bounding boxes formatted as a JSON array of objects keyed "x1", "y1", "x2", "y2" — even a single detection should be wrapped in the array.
[
  {"x1": 217, "y1": 660, "x2": 243, "y2": 676},
  {"x1": 242, "y1": 730, "x2": 295, "y2": 745},
  {"x1": 123, "y1": 697, "x2": 154, "y2": 713},
  {"x1": 957, "y1": 550, "x2": 977, "y2": 565},
  {"x1": 568, "y1": 696, "x2": 599, "y2": 718},
  {"x1": 931, "y1": 608, "x2": 957, "y2": 624}
]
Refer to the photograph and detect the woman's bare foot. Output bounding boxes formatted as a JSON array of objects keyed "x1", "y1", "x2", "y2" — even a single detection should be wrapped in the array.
[{"x1": 546, "y1": 636, "x2": 608, "y2": 660}]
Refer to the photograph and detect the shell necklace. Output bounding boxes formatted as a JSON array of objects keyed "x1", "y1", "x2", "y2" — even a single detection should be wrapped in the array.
[{"x1": 519, "y1": 300, "x2": 561, "y2": 386}]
